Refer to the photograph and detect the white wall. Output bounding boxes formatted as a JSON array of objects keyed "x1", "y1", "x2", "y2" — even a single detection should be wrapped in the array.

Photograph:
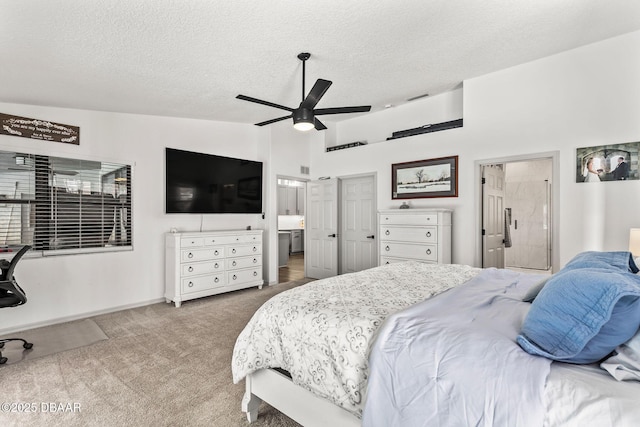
[
  {"x1": 0, "y1": 105, "x2": 270, "y2": 333},
  {"x1": 260, "y1": 120, "x2": 316, "y2": 284},
  {"x1": 310, "y1": 30, "x2": 640, "y2": 268}
]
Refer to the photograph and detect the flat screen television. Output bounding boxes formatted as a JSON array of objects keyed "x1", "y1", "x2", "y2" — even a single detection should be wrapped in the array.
[{"x1": 165, "y1": 148, "x2": 263, "y2": 214}]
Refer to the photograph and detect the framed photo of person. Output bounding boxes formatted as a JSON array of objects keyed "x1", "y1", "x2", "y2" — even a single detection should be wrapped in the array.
[{"x1": 576, "y1": 141, "x2": 639, "y2": 183}]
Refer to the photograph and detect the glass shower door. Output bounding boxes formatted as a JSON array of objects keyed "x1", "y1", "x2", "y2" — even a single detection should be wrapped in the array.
[{"x1": 505, "y1": 180, "x2": 550, "y2": 270}]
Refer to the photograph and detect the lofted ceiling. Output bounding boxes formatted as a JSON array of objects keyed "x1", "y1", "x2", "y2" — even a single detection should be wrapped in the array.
[{"x1": 1, "y1": 1, "x2": 640, "y2": 127}]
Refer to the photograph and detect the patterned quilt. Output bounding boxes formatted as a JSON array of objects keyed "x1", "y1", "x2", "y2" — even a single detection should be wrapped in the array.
[{"x1": 231, "y1": 261, "x2": 480, "y2": 417}]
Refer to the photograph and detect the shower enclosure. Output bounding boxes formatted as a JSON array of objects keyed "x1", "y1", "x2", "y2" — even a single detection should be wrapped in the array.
[{"x1": 504, "y1": 179, "x2": 551, "y2": 271}]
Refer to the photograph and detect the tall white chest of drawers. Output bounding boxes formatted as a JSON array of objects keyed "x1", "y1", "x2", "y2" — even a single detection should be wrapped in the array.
[
  {"x1": 165, "y1": 230, "x2": 263, "y2": 307},
  {"x1": 378, "y1": 209, "x2": 452, "y2": 265}
]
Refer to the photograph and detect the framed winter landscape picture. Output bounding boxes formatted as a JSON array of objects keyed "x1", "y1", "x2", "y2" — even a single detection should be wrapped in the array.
[{"x1": 392, "y1": 155, "x2": 458, "y2": 199}]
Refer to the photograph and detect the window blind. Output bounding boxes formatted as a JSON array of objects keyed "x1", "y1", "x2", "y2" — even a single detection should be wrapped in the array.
[{"x1": 0, "y1": 151, "x2": 132, "y2": 255}]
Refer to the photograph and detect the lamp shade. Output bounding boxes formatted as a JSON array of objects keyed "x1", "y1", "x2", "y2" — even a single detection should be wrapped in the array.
[
  {"x1": 293, "y1": 108, "x2": 314, "y2": 131},
  {"x1": 629, "y1": 228, "x2": 640, "y2": 257}
]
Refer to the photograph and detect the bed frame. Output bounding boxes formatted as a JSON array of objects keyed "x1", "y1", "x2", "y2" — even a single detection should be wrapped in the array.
[{"x1": 242, "y1": 369, "x2": 361, "y2": 427}]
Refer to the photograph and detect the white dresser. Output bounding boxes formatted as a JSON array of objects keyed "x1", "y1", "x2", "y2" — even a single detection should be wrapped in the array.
[
  {"x1": 378, "y1": 209, "x2": 452, "y2": 265},
  {"x1": 165, "y1": 229, "x2": 263, "y2": 307}
]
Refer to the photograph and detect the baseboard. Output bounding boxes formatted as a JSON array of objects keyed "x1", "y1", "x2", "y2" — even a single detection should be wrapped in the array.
[{"x1": 0, "y1": 297, "x2": 166, "y2": 335}]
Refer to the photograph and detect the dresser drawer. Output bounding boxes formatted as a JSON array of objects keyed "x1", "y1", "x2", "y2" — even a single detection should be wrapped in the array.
[
  {"x1": 380, "y1": 226, "x2": 437, "y2": 244},
  {"x1": 381, "y1": 242, "x2": 438, "y2": 262},
  {"x1": 227, "y1": 256, "x2": 261, "y2": 270},
  {"x1": 228, "y1": 268, "x2": 262, "y2": 284},
  {"x1": 203, "y1": 233, "x2": 261, "y2": 246},
  {"x1": 379, "y1": 214, "x2": 437, "y2": 226},
  {"x1": 181, "y1": 273, "x2": 225, "y2": 294},
  {"x1": 181, "y1": 247, "x2": 225, "y2": 262},
  {"x1": 227, "y1": 244, "x2": 261, "y2": 257},
  {"x1": 181, "y1": 237, "x2": 205, "y2": 247},
  {"x1": 181, "y1": 260, "x2": 224, "y2": 276},
  {"x1": 380, "y1": 256, "x2": 437, "y2": 265}
]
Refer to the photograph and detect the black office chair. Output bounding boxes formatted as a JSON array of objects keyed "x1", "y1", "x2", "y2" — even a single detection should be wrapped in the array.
[{"x1": 0, "y1": 245, "x2": 33, "y2": 364}]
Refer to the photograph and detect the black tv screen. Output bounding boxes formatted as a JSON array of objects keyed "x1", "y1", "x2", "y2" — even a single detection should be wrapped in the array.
[{"x1": 165, "y1": 148, "x2": 263, "y2": 214}]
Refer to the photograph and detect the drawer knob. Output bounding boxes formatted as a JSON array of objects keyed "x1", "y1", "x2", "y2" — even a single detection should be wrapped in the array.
[
  {"x1": 426, "y1": 249, "x2": 432, "y2": 255},
  {"x1": 385, "y1": 245, "x2": 390, "y2": 251},
  {"x1": 214, "y1": 277, "x2": 219, "y2": 283},
  {"x1": 426, "y1": 231, "x2": 431, "y2": 237},
  {"x1": 232, "y1": 248, "x2": 237, "y2": 254},
  {"x1": 253, "y1": 247, "x2": 257, "y2": 252},
  {"x1": 253, "y1": 258, "x2": 257, "y2": 263},
  {"x1": 214, "y1": 250, "x2": 219, "y2": 255},
  {"x1": 232, "y1": 261, "x2": 237, "y2": 266},
  {"x1": 188, "y1": 252, "x2": 193, "y2": 259},
  {"x1": 188, "y1": 266, "x2": 193, "y2": 272},
  {"x1": 215, "y1": 263, "x2": 219, "y2": 268},
  {"x1": 188, "y1": 281, "x2": 194, "y2": 287},
  {"x1": 233, "y1": 274, "x2": 237, "y2": 280},
  {"x1": 385, "y1": 230, "x2": 390, "y2": 236},
  {"x1": 253, "y1": 271, "x2": 258, "y2": 276}
]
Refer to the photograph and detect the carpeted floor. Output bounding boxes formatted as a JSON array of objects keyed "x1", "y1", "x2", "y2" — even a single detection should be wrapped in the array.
[
  {"x1": 0, "y1": 319, "x2": 108, "y2": 365},
  {"x1": 0, "y1": 279, "x2": 312, "y2": 427}
]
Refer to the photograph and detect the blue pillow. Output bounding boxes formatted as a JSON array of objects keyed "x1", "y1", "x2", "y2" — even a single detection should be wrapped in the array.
[
  {"x1": 562, "y1": 251, "x2": 639, "y2": 274},
  {"x1": 517, "y1": 268, "x2": 640, "y2": 364}
]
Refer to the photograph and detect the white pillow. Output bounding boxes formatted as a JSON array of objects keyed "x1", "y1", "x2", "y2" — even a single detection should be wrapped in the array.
[{"x1": 601, "y1": 329, "x2": 640, "y2": 381}]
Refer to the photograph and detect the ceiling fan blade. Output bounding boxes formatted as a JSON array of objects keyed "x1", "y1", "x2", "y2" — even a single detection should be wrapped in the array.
[
  {"x1": 236, "y1": 95, "x2": 294, "y2": 112},
  {"x1": 255, "y1": 115, "x2": 292, "y2": 126},
  {"x1": 314, "y1": 118, "x2": 327, "y2": 131},
  {"x1": 314, "y1": 105, "x2": 372, "y2": 116},
  {"x1": 301, "y1": 79, "x2": 332, "y2": 110}
]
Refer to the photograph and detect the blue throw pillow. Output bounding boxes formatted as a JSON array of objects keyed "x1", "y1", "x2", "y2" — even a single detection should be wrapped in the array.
[
  {"x1": 517, "y1": 268, "x2": 640, "y2": 364},
  {"x1": 562, "y1": 251, "x2": 639, "y2": 273}
]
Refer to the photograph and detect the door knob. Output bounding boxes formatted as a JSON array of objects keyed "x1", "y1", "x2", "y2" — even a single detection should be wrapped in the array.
[
  {"x1": 328, "y1": 234, "x2": 336, "y2": 237},
  {"x1": 366, "y1": 235, "x2": 375, "y2": 239}
]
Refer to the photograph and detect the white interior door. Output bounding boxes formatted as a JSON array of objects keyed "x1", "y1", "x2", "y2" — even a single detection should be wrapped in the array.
[
  {"x1": 482, "y1": 165, "x2": 505, "y2": 268},
  {"x1": 305, "y1": 178, "x2": 339, "y2": 279},
  {"x1": 340, "y1": 175, "x2": 377, "y2": 274}
]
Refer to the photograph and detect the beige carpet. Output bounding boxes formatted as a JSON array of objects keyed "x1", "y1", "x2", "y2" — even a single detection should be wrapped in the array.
[
  {"x1": 0, "y1": 279, "x2": 313, "y2": 427},
  {"x1": 0, "y1": 319, "x2": 108, "y2": 365}
]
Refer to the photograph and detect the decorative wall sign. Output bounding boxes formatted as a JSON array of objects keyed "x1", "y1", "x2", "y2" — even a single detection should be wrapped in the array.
[
  {"x1": 576, "y1": 141, "x2": 639, "y2": 183},
  {"x1": 392, "y1": 155, "x2": 458, "y2": 199},
  {"x1": 0, "y1": 113, "x2": 80, "y2": 145}
]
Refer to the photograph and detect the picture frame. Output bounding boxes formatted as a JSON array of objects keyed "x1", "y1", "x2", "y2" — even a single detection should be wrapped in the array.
[
  {"x1": 392, "y1": 155, "x2": 458, "y2": 199},
  {"x1": 576, "y1": 141, "x2": 639, "y2": 183}
]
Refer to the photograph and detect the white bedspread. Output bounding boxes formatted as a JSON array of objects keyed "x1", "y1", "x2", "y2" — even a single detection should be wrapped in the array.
[
  {"x1": 544, "y1": 363, "x2": 640, "y2": 427},
  {"x1": 362, "y1": 268, "x2": 552, "y2": 427},
  {"x1": 232, "y1": 261, "x2": 480, "y2": 417}
]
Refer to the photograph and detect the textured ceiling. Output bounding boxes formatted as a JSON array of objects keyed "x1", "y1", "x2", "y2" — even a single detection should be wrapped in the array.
[{"x1": 1, "y1": 0, "x2": 640, "y2": 127}]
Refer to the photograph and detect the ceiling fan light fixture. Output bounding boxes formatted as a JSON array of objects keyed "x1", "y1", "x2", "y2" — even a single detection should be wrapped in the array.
[
  {"x1": 293, "y1": 108, "x2": 314, "y2": 131},
  {"x1": 237, "y1": 51, "x2": 371, "y2": 131}
]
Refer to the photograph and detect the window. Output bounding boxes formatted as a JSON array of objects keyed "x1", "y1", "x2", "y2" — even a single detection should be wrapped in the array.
[{"x1": 0, "y1": 150, "x2": 132, "y2": 255}]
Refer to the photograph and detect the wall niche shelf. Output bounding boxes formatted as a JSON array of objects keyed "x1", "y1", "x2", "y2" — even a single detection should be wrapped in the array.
[
  {"x1": 386, "y1": 118, "x2": 463, "y2": 140},
  {"x1": 328, "y1": 118, "x2": 463, "y2": 152}
]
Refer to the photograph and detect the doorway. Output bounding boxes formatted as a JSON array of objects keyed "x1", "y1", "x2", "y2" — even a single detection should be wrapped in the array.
[
  {"x1": 277, "y1": 177, "x2": 306, "y2": 283},
  {"x1": 304, "y1": 173, "x2": 377, "y2": 280},
  {"x1": 340, "y1": 174, "x2": 377, "y2": 274},
  {"x1": 478, "y1": 152, "x2": 559, "y2": 274}
]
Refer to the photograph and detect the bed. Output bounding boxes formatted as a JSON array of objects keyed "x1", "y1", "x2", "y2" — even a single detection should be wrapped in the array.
[{"x1": 232, "y1": 253, "x2": 640, "y2": 427}]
